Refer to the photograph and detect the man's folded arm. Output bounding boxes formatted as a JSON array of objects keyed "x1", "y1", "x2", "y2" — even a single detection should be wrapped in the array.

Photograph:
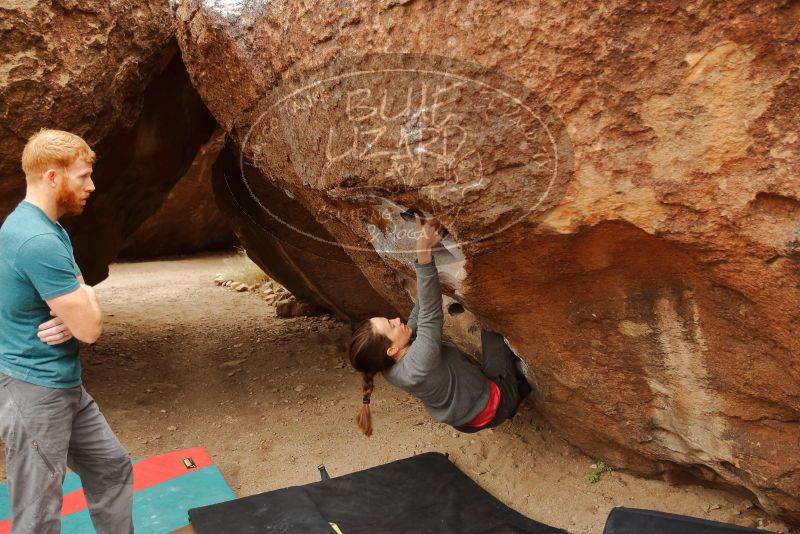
[
  {"x1": 15, "y1": 234, "x2": 102, "y2": 343},
  {"x1": 46, "y1": 285, "x2": 102, "y2": 343}
]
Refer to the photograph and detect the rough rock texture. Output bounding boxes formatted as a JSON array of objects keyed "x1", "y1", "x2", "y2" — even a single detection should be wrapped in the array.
[
  {"x1": 175, "y1": 0, "x2": 800, "y2": 522},
  {"x1": 0, "y1": 1, "x2": 226, "y2": 281},
  {"x1": 119, "y1": 130, "x2": 236, "y2": 259},
  {"x1": 0, "y1": 0, "x2": 175, "y2": 220}
]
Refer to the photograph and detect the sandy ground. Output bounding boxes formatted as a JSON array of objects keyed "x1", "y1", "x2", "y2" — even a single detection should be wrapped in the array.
[{"x1": 1, "y1": 253, "x2": 793, "y2": 533}]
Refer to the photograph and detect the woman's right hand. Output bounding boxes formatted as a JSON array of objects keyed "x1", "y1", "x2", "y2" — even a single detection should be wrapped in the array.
[{"x1": 415, "y1": 214, "x2": 445, "y2": 263}]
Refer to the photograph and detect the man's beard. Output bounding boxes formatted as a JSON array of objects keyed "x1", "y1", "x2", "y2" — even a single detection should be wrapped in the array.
[{"x1": 56, "y1": 181, "x2": 85, "y2": 216}]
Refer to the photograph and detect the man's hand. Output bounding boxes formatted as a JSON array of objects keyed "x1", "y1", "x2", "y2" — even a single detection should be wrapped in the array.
[
  {"x1": 46, "y1": 283, "x2": 103, "y2": 343},
  {"x1": 38, "y1": 311, "x2": 75, "y2": 346}
]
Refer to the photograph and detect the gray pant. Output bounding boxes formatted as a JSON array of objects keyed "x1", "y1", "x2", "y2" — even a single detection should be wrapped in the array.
[
  {"x1": 0, "y1": 374, "x2": 133, "y2": 534},
  {"x1": 454, "y1": 330, "x2": 532, "y2": 433}
]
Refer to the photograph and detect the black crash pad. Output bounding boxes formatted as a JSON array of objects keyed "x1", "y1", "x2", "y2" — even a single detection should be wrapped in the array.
[
  {"x1": 603, "y1": 507, "x2": 778, "y2": 534},
  {"x1": 188, "y1": 452, "x2": 566, "y2": 533}
]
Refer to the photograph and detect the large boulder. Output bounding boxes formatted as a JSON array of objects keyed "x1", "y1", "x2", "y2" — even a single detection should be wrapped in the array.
[
  {"x1": 0, "y1": 0, "x2": 175, "y2": 220},
  {"x1": 0, "y1": 1, "x2": 224, "y2": 281},
  {"x1": 175, "y1": 0, "x2": 800, "y2": 521}
]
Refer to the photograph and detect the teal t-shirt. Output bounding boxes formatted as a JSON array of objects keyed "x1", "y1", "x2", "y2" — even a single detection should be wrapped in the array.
[{"x1": 0, "y1": 201, "x2": 82, "y2": 388}]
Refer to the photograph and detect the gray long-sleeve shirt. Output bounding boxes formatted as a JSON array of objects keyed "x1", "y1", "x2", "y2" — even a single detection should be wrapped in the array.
[{"x1": 383, "y1": 260, "x2": 490, "y2": 426}]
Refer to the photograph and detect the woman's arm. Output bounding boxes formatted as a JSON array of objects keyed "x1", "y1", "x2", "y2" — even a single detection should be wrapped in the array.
[
  {"x1": 411, "y1": 260, "x2": 443, "y2": 347},
  {"x1": 402, "y1": 217, "x2": 445, "y2": 375},
  {"x1": 406, "y1": 216, "x2": 444, "y2": 336}
]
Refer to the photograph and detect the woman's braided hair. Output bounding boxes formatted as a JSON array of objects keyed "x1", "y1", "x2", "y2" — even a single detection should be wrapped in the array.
[{"x1": 348, "y1": 318, "x2": 395, "y2": 436}]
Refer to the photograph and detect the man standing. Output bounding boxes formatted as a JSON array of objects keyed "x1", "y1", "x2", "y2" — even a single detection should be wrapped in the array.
[{"x1": 0, "y1": 130, "x2": 133, "y2": 533}]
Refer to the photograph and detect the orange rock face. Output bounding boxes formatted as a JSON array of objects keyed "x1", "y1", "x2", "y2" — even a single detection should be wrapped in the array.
[{"x1": 176, "y1": 0, "x2": 800, "y2": 521}]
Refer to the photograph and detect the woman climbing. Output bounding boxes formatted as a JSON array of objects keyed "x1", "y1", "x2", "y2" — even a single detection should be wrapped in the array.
[{"x1": 348, "y1": 215, "x2": 531, "y2": 436}]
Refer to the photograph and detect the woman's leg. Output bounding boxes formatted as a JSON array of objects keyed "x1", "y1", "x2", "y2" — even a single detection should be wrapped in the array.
[
  {"x1": 453, "y1": 330, "x2": 532, "y2": 433},
  {"x1": 479, "y1": 329, "x2": 529, "y2": 427},
  {"x1": 480, "y1": 329, "x2": 518, "y2": 381}
]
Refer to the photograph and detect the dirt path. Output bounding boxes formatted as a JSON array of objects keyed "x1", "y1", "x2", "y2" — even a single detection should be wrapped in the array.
[{"x1": 1, "y1": 254, "x2": 791, "y2": 533}]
